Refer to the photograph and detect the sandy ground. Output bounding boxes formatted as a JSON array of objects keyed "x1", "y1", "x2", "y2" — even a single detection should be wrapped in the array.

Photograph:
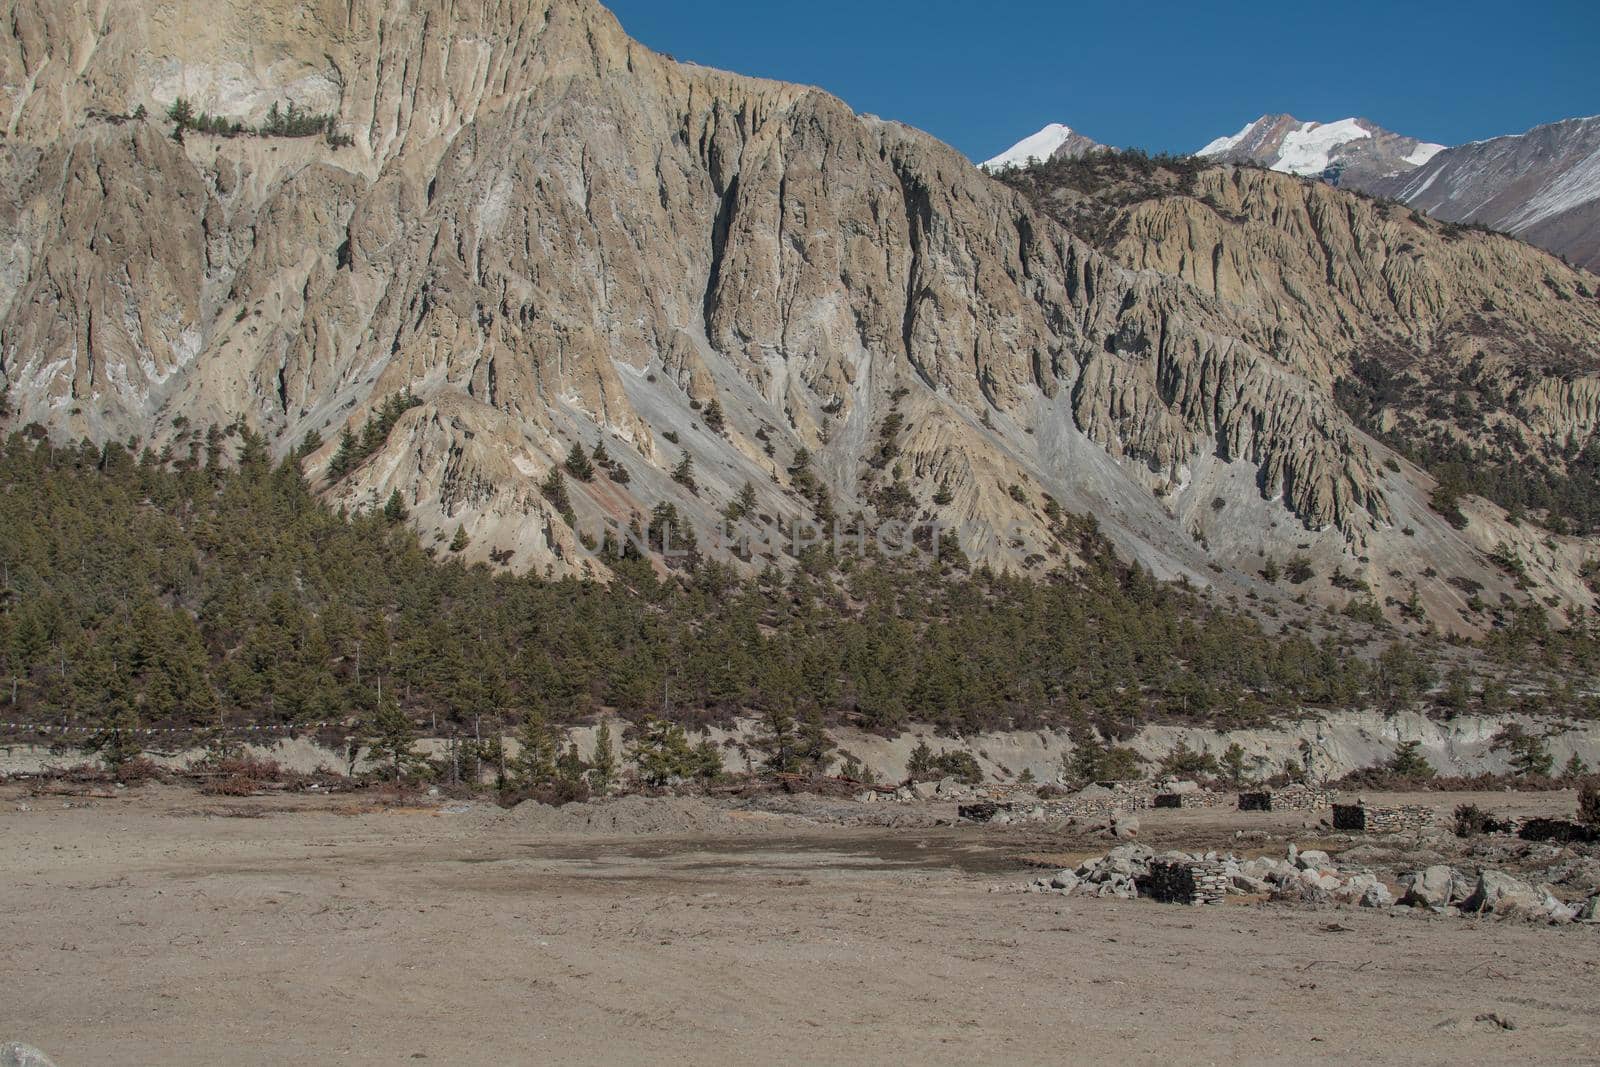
[{"x1": 3, "y1": 785, "x2": 1598, "y2": 1066}]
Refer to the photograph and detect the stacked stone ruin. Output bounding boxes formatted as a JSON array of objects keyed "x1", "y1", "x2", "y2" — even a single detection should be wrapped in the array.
[
  {"x1": 1153, "y1": 790, "x2": 1229, "y2": 809},
  {"x1": 1332, "y1": 803, "x2": 1435, "y2": 833},
  {"x1": 1139, "y1": 859, "x2": 1230, "y2": 905},
  {"x1": 1046, "y1": 793, "x2": 1149, "y2": 819},
  {"x1": 1236, "y1": 785, "x2": 1337, "y2": 812}
]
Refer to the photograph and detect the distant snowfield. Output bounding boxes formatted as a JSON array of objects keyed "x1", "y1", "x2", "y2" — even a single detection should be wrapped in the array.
[
  {"x1": 1197, "y1": 115, "x2": 1451, "y2": 180},
  {"x1": 981, "y1": 123, "x2": 1077, "y2": 170},
  {"x1": 1274, "y1": 118, "x2": 1370, "y2": 174},
  {"x1": 1198, "y1": 121, "x2": 1256, "y2": 157},
  {"x1": 1405, "y1": 142, "x2": 1447, "y2": 167}
]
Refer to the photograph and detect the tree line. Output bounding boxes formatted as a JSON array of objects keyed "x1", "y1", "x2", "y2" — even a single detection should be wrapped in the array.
[{"x1": 0, "y1": 426, "x2": 1593, "y2": 771}]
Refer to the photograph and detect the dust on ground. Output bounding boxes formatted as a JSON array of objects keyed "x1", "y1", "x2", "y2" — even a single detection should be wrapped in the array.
[{"x1": 3, "y1": 783, "x2": 1598, "y2": 1065}]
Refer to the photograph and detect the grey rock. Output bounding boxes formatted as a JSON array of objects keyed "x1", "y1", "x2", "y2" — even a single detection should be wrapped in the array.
[
  {"x1": 1359, "y1": 883, "x2": 1394, "y2": 908},
  {"x1": 1462, "y1": 870, "x2": 1542, "y2": 914},
  {"x1": 1, "y1": 1043, "x2": 57, "y2": 1067},
  {"x1": 1295, "y1": 849, "x2": 1333, "y2": 871},
  {"x1": 1576, "y1": 895, "x2": 1600, "y2": 923},
  {"x1": 1109, "y1": 814, "x2": 1140, "y2": 840},
  {"x1": 1231, "y1": 872, "x2": 1272, "y2": 894},
  {"x1": 1400, "y1": 865, "x2": 1462, "y2": 909},
  {"x1": 1049, "y1": 870, "x2": 1080, "y2": 892}
]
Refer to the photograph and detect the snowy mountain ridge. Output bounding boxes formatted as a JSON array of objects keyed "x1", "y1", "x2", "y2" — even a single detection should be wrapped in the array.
[
  {"x1": 1195, "y1": 114, "x2": 1444, "y2": 181},
  {"x1": 980, "y1": 123, "x2": 1106, "y2": 170}
]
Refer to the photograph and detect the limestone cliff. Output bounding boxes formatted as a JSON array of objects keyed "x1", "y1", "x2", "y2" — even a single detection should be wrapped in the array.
[{"x1": 1, "y1": 0, "x2": 1597, "y2": 635}]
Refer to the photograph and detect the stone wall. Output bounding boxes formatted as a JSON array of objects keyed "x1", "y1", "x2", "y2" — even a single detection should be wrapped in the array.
[
  {"x1": 1140, "y1": 859, "x2": 1230, "y2": 905},
  {"x1": 1046, "y1": 794, "x2": 1150, "y2": 819},
  {"x1": 1153, "y1": 790, "x2": 1229, "y2": 809},
  {"x1": 1237, "y1": 786, "x2": 1337, "y2": 812},
  {"x1": 1332, "y1": 803, "x2": 1435, "y2": 833}
]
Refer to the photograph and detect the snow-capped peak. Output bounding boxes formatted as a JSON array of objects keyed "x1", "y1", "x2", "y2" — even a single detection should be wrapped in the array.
[
  {"x1": 981, "y1": 124, "x2": 1079, "y2": 171},
  {"x1": 1198, "y1": 120, "x2": 1261, "y2": 157},
  {"x1": 1274, "y1": 118, "x2": 1371, "y2": 175}
]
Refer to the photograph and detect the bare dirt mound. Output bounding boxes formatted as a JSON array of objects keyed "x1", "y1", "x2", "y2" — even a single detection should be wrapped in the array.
[{"x1": 500, "y1": 795, "x2": 819, "y2": 837}]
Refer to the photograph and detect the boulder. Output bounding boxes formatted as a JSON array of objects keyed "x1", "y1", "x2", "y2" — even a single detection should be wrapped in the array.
[
  {"x1": 1295, "y1": 849, "x2": 1333, "y2": 871},
  {"x1": 1400, "y1": 865, "x2": 1462, "y2": 909},
  {"x1": 1165, "y1": 780, "x2": 1202, "y2": 794},
  {"x1": 1576, "y1": 895, "x2": 1600, "y2": 923},
  {"x1": 910, "y1": 781, "x2": 939, "y2": 800},
  {"x1": 1534, "y1": 890, "x2": 1578, "y2": 923},
  {"x1": 1462, "y1": 870, "x2": 1543, "y2": 914},
  {"x1": 1049, "y1": 870, "x2": 1080, "y2": 892},
  {"x1": 1109, "y1": 814, "x2": 1140, "y2": 840},
  {"x1": 1359, "y1": 883, "x2": 1394, "y2": 908},
  {"x1": 1231, "y1": 872, "x2": 1272, "y2": 894},
  {"x1": 1, "y1": 1044, "x2": 57, "y2": 1067}
]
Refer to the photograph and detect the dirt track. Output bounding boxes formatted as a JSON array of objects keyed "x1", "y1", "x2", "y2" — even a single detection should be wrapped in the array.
[{"x1": 4, "y1": 786, "x2": 1598, "y2": 1065}]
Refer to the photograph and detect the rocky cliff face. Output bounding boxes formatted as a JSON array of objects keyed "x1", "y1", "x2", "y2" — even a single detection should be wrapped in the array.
[{"x1": 1, "y1": 0, "x2": 1597, "y2": 634}]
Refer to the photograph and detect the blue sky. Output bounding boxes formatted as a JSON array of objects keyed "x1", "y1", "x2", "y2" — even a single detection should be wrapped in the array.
[{"x1": 603, "y1": 0, "x2": 1599, "y2": 159}]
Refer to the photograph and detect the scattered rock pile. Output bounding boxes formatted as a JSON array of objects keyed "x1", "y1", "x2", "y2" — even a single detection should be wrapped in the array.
[
  {"x1": 1026, "y1": 842, "x2": 1600, "y2": 925},
  {"x1": 1027, "y1": 844, "x2": 1394, "y2": 907},
  {"x1": 1399, "y1": 864, "x2": 1599, "y2": 923}
]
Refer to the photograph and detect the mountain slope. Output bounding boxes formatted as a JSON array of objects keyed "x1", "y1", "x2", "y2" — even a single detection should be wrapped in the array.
[
  {"x1": 1369, "y1": 115, "x2": 1600, "y2": 272},
  {"x1": 0, "y1": 0, "x2": 1597, "y2": 636}
]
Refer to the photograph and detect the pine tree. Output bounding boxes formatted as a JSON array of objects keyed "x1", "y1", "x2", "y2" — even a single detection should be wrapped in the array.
[
  {"x1": 907, "y1": 739, "x2": 936, "y2": 781},
  {"x1": 364, "y1": 693, "x2": 420, "y2": 780},
  {"x1": 541, "y1": 466, "x2": 572, "y2": 518},
  {"x1": 588, "y1": 720, "x2": 617, "y2": 790},
  {"x1": 510, "y1": 709, "x2": 558, "y2": 787},
  {"x1": 329, "y1": 426, "x2": 359, "y2": 478},
  {"x1": 1561, "y1": 752, "x2": 1590, "y2": 781},
  {"x1": 1494, "y1": 723, "x2": 1554, "y2": 778},
  {"x1": 724, "y1": 481, "x2": 757, "y2": 523},
  {"x1": 1220, "y1": 741, "x2": 1249, "y2": 786},
  {"x1": 592, "y1": 439, "x2": 611, "y2": 468},
  {"x1": 629, "y1": 717, "x2": 699, "y2": 787},
  {"x1": 557, "y1": 741, "x2": 587, "y2": 784},
  {"x1": 383, "y1": 489, "x2": 409, "y2": 523},
  {"x1": 702, "y1": 397, "x2": 726, "y2": 434},
  {"x1": 757, "y1": 707, "x2": 799, "y2": 773},
  {"x1": 449, "y1": 525, "x2": 469, "y2": 552},
  {"x1": 564, "y1": 442, "x2": 595, "y2": 482},
  {"x1": 692, "y1": 738, "x2": 725, "y2": 781},
  {"x1": 167, "y1": 96, "x2": 194, "y2": 130},
  {"x1": 672, "y1": 450, "x2": 696, "y2": 492},
  {"x1": 1384, "y1": 739, "x2": 1436, "y2": 779},
  {"x1": 797, "y1": 712, "x2": 835, "y2": 774},
  {"x1": 932, "y1": 479, "x2": 954, "y2": 506}
]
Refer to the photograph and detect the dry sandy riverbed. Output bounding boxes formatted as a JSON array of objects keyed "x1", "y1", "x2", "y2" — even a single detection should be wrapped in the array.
[{"x1": 3, "y1": 785, "x2": 1598, "y2": 1065}]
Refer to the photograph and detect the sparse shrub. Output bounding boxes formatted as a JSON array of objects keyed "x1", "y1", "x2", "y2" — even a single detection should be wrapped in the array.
[
  {"x1": 1454, "y1": 803, "x2": 1494, "y2": 837},
  {"x1": 1580, "y1": 781, "x2": 1600, "y2": 829}
]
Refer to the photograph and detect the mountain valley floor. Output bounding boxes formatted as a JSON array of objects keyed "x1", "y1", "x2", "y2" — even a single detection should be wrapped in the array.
[{"x1": 3, "y1": 785, "x2": 1598, "y2": 1064}]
